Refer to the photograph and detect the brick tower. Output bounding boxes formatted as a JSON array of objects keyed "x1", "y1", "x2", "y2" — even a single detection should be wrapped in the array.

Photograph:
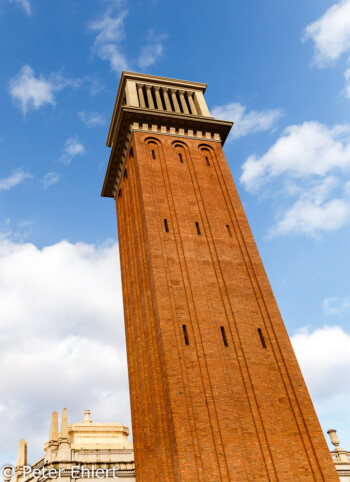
[{"x1": 101, "y1": 72, "x2": 338, "y2": 481}]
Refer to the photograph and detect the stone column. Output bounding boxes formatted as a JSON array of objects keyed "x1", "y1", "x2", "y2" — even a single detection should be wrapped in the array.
[
  {"x1": 179, "y1": 90, "x2": 189, "y2": 114},
  {"x1": 153, "y1": 86, "x2": 163, "y2": 110},
  {"x1": 145, "y1": 85, "x2": 155, "y2": 109},
  {"x1": 44, "y1": 411, "x2": 59, "y2": 462},
  {"x1": 13, "y1": 439, "x2": 27, "y2": 482},
  {"x1": 137, "y1": 84, "x2": 146, "y2": 108},
  {"x1": 161, "y1": 88, "x2": 172, "y2": 111},
  {"x1": 170, "y1": 89, "x2": 181, "y2": 113},
  {"x1": 186, "y1": 91, "x2": 197, "y2": 115},
  {"x1": 57, "y1": 408, "x2": 71, "y2": 461}
]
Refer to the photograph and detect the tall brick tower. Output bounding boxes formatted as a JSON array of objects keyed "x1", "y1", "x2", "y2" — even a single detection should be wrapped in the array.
[{"x1": 101, "y1": 72, "x2": 338, "y2": 481}]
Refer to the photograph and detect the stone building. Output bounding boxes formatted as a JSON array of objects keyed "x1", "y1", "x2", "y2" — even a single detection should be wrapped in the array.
[{"x1": 5, "y1": 410, "x2": 135, "y2": 482}]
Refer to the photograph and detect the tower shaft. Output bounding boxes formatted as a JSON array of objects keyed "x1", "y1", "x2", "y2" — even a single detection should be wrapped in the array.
[{"x1": 103, "y1": 72, "x2": 338, "y2": 481}]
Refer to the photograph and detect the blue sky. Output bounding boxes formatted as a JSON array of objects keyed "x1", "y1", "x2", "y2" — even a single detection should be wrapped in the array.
[{"x1": 1, "y1": 0, "x2": 350, "y2": 465}]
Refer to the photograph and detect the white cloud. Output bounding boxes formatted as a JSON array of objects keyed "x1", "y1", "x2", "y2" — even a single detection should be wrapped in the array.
[
  {"x1": 41, "y1": 172, "x2": 60, "y2": 189},
  {"x1": 8, "y1": 0, "x2": 31, "y2": 15},
  {"x1": 9, "y1": 65, "x2": 81, "y2": 115},
  {"x1": 89, "y1": 9, "x2": 129, "y2": 72},
  {"x1": 79, "y1": 111, "x2": 106, "y2": 127},
  {"x1": 0, "y1": 238, "x2": 129, "y2": 464},
  {"x1": 211, "y1": 102, "x2": 283, "y2": 140},
  {"x1": 241, "y1": 121, "x2": 350, "y2": 237},
  {"x1": 270, "y1": 194, "x2": 350, "y2": 237},
  {"x1": 0, "y1": 169, "x2": 32, "y2": 191},
  {"x1": 59, "y1": 137, "x2": 85, "y2": 165},
  {"x1": 269, "y1": 176, "x2": 350, "y2": 237},
  {"x1": 241, "y1": 122, "x2": 350, "y2": 191},
  {"x1": 292, "y1": 325, "x2": 350, "y2": 437},
  {"x1": 323, "y1": 296, "x2": 350, "y2": 315},
  {"x1": 303, "y1": 0, "x2": 350, "y2": 66}
]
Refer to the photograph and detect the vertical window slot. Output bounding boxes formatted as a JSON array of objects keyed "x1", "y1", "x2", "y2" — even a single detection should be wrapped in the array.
[
  {"x1": 164, "y1": 219, "x2": 169, "y2": 233},
  {"x1": 129, "y1": 147, "x2": 134, "y2": 158},
  {"x1": 118, "y1": 189, "x2": 122, "y2": 198},
  {"x1": 258, "y1": 328, "x2": 267, "y2": 349},
  {"x1": 183, "y1": 325, "x2": 189, "y2": 345},
  {"x1": 205, "y1": 156, "x2": 210, "y2": 166},
  {"x1": 124, "y1": 169, "x2": 128, "y2": 179},
  {"x1": 195, "y1": 222, "x2": 201, "y2": 235},
  {"x1": 226, "y1": 224, "x2": 232, "y2": 237},
  {"x1": 220, "y1": 326, "x2": 228, "y2": 347},
  {"x1": 151, "y1": 149, "x2": 156, "y2": 159},
  {"x1": 179, "y1": 152, "x2": 183, "y2": 163}
]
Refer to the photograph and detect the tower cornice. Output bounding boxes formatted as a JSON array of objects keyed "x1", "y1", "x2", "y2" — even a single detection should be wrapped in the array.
[{"x1": 102, "y1": 71, "x2": 233, "y2": 198}]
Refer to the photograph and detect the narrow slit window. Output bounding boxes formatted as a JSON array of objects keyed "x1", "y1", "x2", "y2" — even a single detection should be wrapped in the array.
[
  {"x1": 118, "y1": 189, "x2": 122, "y2": 198},
  {"x1": 164, "y1": 219, "x2": 169, "y2": 233},
  {"x1": 124, "y1": 169, "x2": 128, "y2": 179},
  {"x1": 182, "y1": 325, "x2": 189, "y2": 345},
  {"x1": 129, "y1": 147, "x2": 134, "y2": 158},
  {"x1": 226, "y1": 224, "x2": 232, "y2": 237},
  {"x1": 151, "y1": 149, "x2": 156, "y2": 159},
  {"x1": 195, "y1": 222, "x2": 201, "y2": 235},
  {"x1": 220, "y1": 326, "x2": 228, "y2": 347},
  {"x1": 205, "y1": 156, "x2": 210, "y2": 166},
  {"x1": 258, "y1": 328, "x2": 267, "y2": 349},
  {"x1": 179, "y1": 152, "x2": 183, "y2": 163}
]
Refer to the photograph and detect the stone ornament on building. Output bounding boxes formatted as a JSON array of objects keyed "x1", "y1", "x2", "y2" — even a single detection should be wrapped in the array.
[{"x1": 328, "y1": 429, "x2": 350, "y2": 480}]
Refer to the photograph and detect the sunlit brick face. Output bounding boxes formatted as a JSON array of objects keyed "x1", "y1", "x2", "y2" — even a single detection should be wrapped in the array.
[{"x1": 104, "y1": 72, "x2": 339, "y2": 481}]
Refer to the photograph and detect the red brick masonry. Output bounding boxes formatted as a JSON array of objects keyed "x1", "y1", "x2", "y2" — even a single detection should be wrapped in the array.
[{"x1": 115, "y1": 132, "x2": 338, "y2": 481}]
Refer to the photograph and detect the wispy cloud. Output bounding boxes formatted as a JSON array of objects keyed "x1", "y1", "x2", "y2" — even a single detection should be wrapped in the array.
[
  {"x1": 137, "y1": 30, "x2": 166, "y2": 69},
  {"x1": 0, "y1": 169, "x2": 32, "y2": 191},
  {"x1": 303, "y1": 0, "x2": 350, "y2": 67},
  {"x1": 9, "y1": 65, "x2": 81, "y2": 115},
  {"x1": 323, "y1": 296, "x2": 350, "y2": 316},
  {"x1": 211, "y1": 102, "x2": 283, "y2": 141},
  {"x1": 79, "y1": 111, "x2": 106, "y2": 127},
  {"x1": 89, "y1": 5, "x2": 166, "y2": 73},
  {"x1": 268, "y1": 177, "x2": 350, "y2": 238},
  {"x1": 8, "y1": 0, "x2": 31, "y2": 16},
  {"x1": 59, "y1": 137, "x2": 85, "y2": 165},
  {"x1": 41, "y1": 172, "x2": 60, "y2": 189},
  {"x1": 345, "y1": 68, "x2": 350, "y2": 98},
  {"x1": 89, "y1": 8, "x2": 129, "y2": 72},
  {"x1": 85, "y1": 76, "x2": 105, "y2": 96},
  {"x1": 241, "y1": 121, "x2": 350, "y2": 237}
]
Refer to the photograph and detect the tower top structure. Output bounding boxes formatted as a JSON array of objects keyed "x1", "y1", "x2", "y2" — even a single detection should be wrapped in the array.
[{"x1": 101, "y1": 71, "x2": 232, "y2": 198}]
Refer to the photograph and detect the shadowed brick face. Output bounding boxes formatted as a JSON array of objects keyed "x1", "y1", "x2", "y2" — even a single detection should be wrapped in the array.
[{"x1": 114, "y1": 131, "x2": 338, "y2": 481}]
